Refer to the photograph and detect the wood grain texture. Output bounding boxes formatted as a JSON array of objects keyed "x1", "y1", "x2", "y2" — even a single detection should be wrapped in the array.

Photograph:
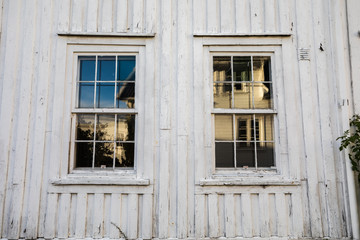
[{"x1": 0, "y1": 0, "x2": 358, "y2": 239}]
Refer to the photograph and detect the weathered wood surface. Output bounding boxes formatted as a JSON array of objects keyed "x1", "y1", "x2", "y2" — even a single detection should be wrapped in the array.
[{"x1": 0, "y1": 0, "x2": 359, "y2": 239}]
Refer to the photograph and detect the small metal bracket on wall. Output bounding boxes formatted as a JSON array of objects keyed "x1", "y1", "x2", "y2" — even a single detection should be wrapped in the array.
[{"x1": 298, "y1": 48, "x2": 310, "y2": 61}]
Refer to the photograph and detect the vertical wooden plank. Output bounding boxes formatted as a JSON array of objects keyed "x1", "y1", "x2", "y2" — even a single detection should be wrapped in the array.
[
  {"x1": 58, "y1": 0, "x2": 71, "y2": 32},
  {"x1": 100, "y1": 0, "x2": 113, "y2": 32},
  {"x1": 143, "y1": 41, "x2": 155, "y2": 182},
  {"x1": 235, "y1": 194, "x2": 243, "y2": 236},
  {"x1": 207, "y1": 0, "x2": 219, "y2": 33},
  {"x1": 38, "y1": 2, "x2": 64, "y2": 236},
  {"x1": 120, "y1": 194, "x2": 128, "y2": 238},
  {"x1": 0, "y1": 1, "x2": 10, "y2": 234},
  {"x1": 92, "y1": 193, "x2": 104, "y2": 238},
  {"x1": 235, "y1": 0, "x2": 250, "y2": 33},
  {"x1": 43, "y1": 194, "x2": 58, "y2": 239},
  {"x1": 127, "y1": 194, "x2": 138, "y2": 239},
  {"x1": 145, "y1": 0, "x2": 156, "y2": 33},
  {"x1": 74, "y1": 193, "x2": 87, "y2": 238},
  {"x1": 177, "y1": 0, "x2": 190, "y2": 237},
  {"x1": 57, "y1": 193, "x2": 71, "y2": 238},
  {"x1": 241, "y1": 193, "x2": 252, "y2": 237},
  {"x1": 195, "y1": 194, "x2": 206, "y2": 238},
  {"x1": 208, "y1": 194, "x2": 219, "y2": 237},
  {"x1": 141, "y1": 194, "x2": 153, "y2": 239},
  {"x1": 220, "y1": 0, "x2": 235, "y2": 33},
  {"x1": 259, "y1": 193, "x2": 270, "y2": 237},
  {"x1": 277, "y1": 0, "x2": 291, "y2": 33},
  {"x1": 264, "y1": 0, "x2": 277, "y2": 32},
  {"x1": 193, "y1": 0, "x2": 205, "y2": 33},
  {"x1": 69, "y1": 194, "x2": 77, "y2": 237},
  {"x1": 268, "y1": 193, "x2": 277, "y2": 236},
  {"x1": 224, "y1": 194, "x2": 235, "y2": 237},
  {"x1": 86, "y1": 0, "x2": 98, "y2": 32},
  {"x1": 115, "y1": 0, "x2": 128, "y2": 32},
  {"x1": 285, "y1": 194, "x2": 293, "y2": 235},
  {"x1": 71, "y1": 0, "x2": 85, "y2": 32},
  {"x1": 291, "y1": 191, "x2": 303, "y2": 237},
  {"x1": 103, "y1": 194, "x2": 111, "y2": 238},
  {"x1": 135, "y1": 47, "x2": 146, "y2": 178},
  {"x1": 21, "y1": 1, "x2": 54, "y2": 238},
  {"x1": 2, "y1": 1, "x2": 39, "y2": 238},
  {"x1": 249, "y1": 0, "x2": 264, "y2": 33},
  {"x1": 85, "y1": 194, "x2": 94, "y2": 237},
  {"x1": 218, "y1": 194, "x2": 225, "y2": 237},
  {"x1": 295, "y1": 0, "x2": 324, "y2": 236},
  {"x1": 132, "y1": 0, "x2": 144, "y2": 33},
  {"x1": 194, "y1": 38, "x2": 206, "y2": 181},
  {"x1": 251, "y1": 193, "x2": 260, "y2": 237},
  {"x1": 276, "y1": 193, "x2": 287, "y2": 237},
  {"x1": 109, "y1": 193, "x2": 122, "y2": 239}
]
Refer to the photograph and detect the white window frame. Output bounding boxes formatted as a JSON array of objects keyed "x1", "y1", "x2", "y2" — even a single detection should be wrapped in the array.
[
  {"x1": 70, "y1": 53, "x2": 138, "y2": 174},
  {"x1": 211, "y1": 52, "x2": 278, "y2": 174},
  {"x1": 58, "y1": 43, "x2": 150, "y2": 184},
  {"x1": 201, "y1": 44, "x2": 288, "y2": 181}
]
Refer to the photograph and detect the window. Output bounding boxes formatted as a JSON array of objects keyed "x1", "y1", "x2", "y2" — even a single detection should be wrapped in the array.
[
  {"x1": 74, "y1": 55, "x2": 136, "y2": 170},
  {"x1": 213, "y1": 55, "x2": 275, "y2": 169}
]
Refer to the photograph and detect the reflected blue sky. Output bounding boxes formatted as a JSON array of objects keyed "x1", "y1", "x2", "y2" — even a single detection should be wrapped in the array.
[{"x1": 78, "y1": 56, "x2": 136, "y2": 108}]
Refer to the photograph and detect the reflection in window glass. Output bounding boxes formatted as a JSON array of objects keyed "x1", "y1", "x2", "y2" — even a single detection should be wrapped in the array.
[
  {"x1": 97, "y1": 56, "x2": 116, "y2": 81},
  {"x1": 76, "y1": 114, "x2": 95, "y2": 140},
  {"x1": 79, "y1": 57, "x2": 96, "y2": 81},
  {"x1": 117, "y1": 83, "x2": 135, "y2": 108},
  {"x1": 78, "y1": 83, "x2": 94, "y2": 108},
  {"x1": 118, "y1": 56, "x2": 136, "y2": 81},
  {"x1": 75, "y1": 55, "x2": 137, "y2": 169},
  {"x1": 215, "y1": 143, "x2": 234, "y2": 167}
]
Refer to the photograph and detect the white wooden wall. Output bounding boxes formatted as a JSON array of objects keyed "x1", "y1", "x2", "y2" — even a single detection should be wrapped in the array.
[{"x1": 0, "y1": 0, "x2": 359, "y2": 239}]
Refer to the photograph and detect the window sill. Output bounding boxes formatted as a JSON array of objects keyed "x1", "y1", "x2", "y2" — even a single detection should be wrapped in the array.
[
  {"x1": 199, "y1": 177, "x2": 300, "y2": 186},
  {"x1": 50, "y1": 175, "x2": 150, "y2": 186}
]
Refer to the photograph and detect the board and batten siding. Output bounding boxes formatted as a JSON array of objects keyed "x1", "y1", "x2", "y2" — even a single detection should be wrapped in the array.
[{"x1": 0, "y1": 0, "x2": 359, "y2": 239}]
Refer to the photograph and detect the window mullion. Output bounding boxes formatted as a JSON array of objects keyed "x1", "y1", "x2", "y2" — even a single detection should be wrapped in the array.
[
  {"x1": 113, "y1": 114, "x2": 117, "y2": 169},
  {"x1": 92, "y1": 114, "x2": 97, "y2": 169},
  {"x1": 94, "y1": 56, "x2": 98, "y2": 108},
  {"x1": 253, "y1": 114, "x2": 258, "y2": 169},
  {"x1": 114, "y1": 56, "x2": 118, "y2": 108},
  {"x1": 231, "y1": 56, "x2": 234, "y2": 109},
  {"x1": 233, "y1": 114, "x2": 236, "y2": 169}
]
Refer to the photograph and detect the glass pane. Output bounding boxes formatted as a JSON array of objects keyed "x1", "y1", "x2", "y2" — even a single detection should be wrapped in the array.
[
  {"x1": 215, "y1": 142, "x2": 234, "y2": 167},
  {"x1": 235, "y1": 115, "x2": 252, "y2": 141},
  {"x1": 256, "y1": 115, "x2": 274, "y2": 141},
  {"x1": 75, "y1": 142, "x2": 93, "y2": 167},
  {"x1": 233, "y1": 56, "x2": 251, "y2": 82},
  {"x1": 94, "y1": 142, "x2": 114, "y2": 168},
  {"x1": 96, "y1": 82, "x2": 115, "y2": 108},
  {"x1": 79, "y1": 56, "x2": 96, "y2": 81},
  {"x1": 254, "y1": 83, "x2": 272, "y2": 109},
  {"x1": 236, "y1": 142, "x2": 255, "y2": 167},
  {"x1": 117, "y1": 114, "x2": 135, "y2": 141},
  {"x1": 115, "y1": 143, "x2": 134, "y2": 167},
  {"x1": 213, "y1": 56, "x2": 231, "y2": 82},
  {"x1": 76, "y1": 114, "x2": 95, "y2": 140},
  {"x1": 118, "y1": 56, "x2": 136, "y2": 81},
  {"x1": 78, "y1": 82, "x2": 94, "y2": 108},
  {"x1": 97, "y1": 56, "x2": 116, "y2": 81},
  {"x1": 234, "y1": 82, "x2": 252, "y2": 109},
  {"x1": 96, "y1": 114, "x2": 115, "y2": 141},
  {"x1": 213, "y1": 83, "x2": 232, "y2": 108},
  {"x1": 215, "y1": 115, "x2": 233, "y2": 140},
  {"x1": 116, "y1": 83, "x2": 135, "y2": 108},
  {"x1": 253, "y1": 56, "x2": 271, "y2": 82},
  {"x1": 257, "y1": 142, "x2": 274, "y2": 167}
]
